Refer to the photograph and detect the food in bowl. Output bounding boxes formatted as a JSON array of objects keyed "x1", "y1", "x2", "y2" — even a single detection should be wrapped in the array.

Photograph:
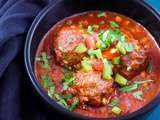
[{"x1": 34, "y1": 11, "x2": 160, "y2": 118}]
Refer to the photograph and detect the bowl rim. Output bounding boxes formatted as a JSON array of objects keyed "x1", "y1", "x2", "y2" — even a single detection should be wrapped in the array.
[{"x1": 24, "y1": 0, "x2": 160, "y2": 119}]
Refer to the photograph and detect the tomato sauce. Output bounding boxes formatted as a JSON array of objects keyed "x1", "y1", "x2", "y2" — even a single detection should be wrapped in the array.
[{"x1": 34, "y1": 11, "x2": 160, "y2": 118}]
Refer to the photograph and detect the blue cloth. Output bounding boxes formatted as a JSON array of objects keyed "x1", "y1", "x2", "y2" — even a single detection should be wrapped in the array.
[{"x1": 0, "y1": 0, "x2": 159, "y2": 120}]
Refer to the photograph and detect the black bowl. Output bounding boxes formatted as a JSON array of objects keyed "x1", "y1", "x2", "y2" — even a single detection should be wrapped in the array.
[{"x1": 24, "y1": 0, "x2": 160, "y2": 119}]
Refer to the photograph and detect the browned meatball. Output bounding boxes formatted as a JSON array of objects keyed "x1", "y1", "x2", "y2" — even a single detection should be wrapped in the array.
[
  {"x1": 67, "y1": 71, "x2": 113, "y2": 106},
  {"x1": 54, "y1": 26, "x2": 86, "y2": 66},
  {"x1": 114, "y1": 40, "x2": 149, "y2": 79}
]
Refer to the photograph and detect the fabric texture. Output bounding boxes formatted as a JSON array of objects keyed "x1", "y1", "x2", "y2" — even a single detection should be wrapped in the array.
[{"x1": 0, "y1": 0, "x2": 159, "y2": 120}]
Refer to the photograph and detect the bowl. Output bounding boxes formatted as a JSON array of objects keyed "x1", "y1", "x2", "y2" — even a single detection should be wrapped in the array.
[{"x1": 24, "y1": 0, "x2": 160, "y2": 119}]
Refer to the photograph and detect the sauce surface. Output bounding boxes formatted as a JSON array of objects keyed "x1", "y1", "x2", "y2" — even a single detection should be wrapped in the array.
[{"x1": 34, "y1": 11, "x2": 160, "y2": 118}]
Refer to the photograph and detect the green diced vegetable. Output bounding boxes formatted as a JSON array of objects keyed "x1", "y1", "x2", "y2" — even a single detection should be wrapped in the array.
[
  {"x1": 36, "y1": 52, "x2": 50, "y2": 69},
  {"x1": 124, "y1": 43, "x2": 134, "y2": 52},
  {"x1": 109, "y1": 97, "x2": 120, "y2": 107},
  {"x1": 48, "y1": 86, "x2": 55, "y2": 98},
  {"x1": 112, "y1": 57, "x2": 120, "y2": 65},
  {"x1": 41, "y1": 75, "x2": 53, "y2": 88},
  {"x1": 134, "y1": 80, "x2": 153, "y2": 85},
  {"x1": 87, "y1": 25, "x2": 93, "y2": 34},
  {"x1": 88, "y1": 49, "x2": 103, "y2": 59},
  {"x1": 109, "y1": 21, "x2": 119, "y2": 28},
  {"x1": 147, "y1": 63, "x2": 152, "y2": 73},
  {"x1": 93, "y1": 24, "x2": 100, "y2": 29},
  {"x1": 96, "y1": 40, "x2": 106, "y2": 49},
  {"x1": 111, "y1": 106, "x2": 122, "y2": 115},
  {"x1": 116, "y1": 42, "x2": 126, "y2": 55},
  {"x1": 57, "y1": 98, "x2": 68, "y2": 108},
  {"x1": 97, "y1": 11, "x2": 106, "y2": 18},
  {"x1": 144, "y1": 86, "x2": 150, "y2": 91},
  {"x1": 102, "y1": 59, "x2": 112, "y2": 80},
  {"x1": 62, "y1": 73, "x2": 74, "y2": 91},
  {"x1": 99, "y1": 20, "x2": 105, "y2": 24},
  {"x1": 74, "y1": 43, "x2": 87, "y2": 53},
  {"x1": 119, "y1": 84, "x2": 138, "y2": 92},
  {"x1": 110, "y1": 48, "x2": 118, "y2": 54},
  {"x1": 69, "y1": 98, "x2": 79, "y2": 111},
  {"x1": 81, "y1": 58, "x2": 92, "y2": 72},
  {"x1": 59, "y1": 94, "x2": 72, "y2": 100},
  {"x1": 133, "y1": 91, "x2": 143, "y2": 101},
  {"x1": 115, "y1": 73, "x2": 128, "y2": 86}
]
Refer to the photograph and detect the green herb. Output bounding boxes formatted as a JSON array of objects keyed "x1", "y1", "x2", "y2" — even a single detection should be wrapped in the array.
[
  {"x1": 74, "y1": 43, "x2": 87, "y2": 53},
  {"x1": 62, "y1": 73, "x2": 74, "y2": 91},
  {"x1": 36, "y1": 52, "x2": 50, "y2": 69},
  {"x1": 144, "y1": 86, "x2": 150, "y2": 91},
  {"x1": 97, "y1": 11, "x2": 106, "y2": 18},
  {"x1": 81, "y1": 58, "x2": 92, "y2": 72},
  {"x1": 109, "y1": 97, "x2": 120, "y2": 107},
  {"x1": 69, "y1": 98, "x2": 79, "y2": 111},
  {"x1": 124, "y1": 43, "x2": 134, "y2": 52},
  {"x1": 48, "y1": 86, "x2": 55, "y2": 98},
  {"x1": 147, "y1": 63, "x2": 152, "y2": 72},
  {"x1": 109, "y1": 21, "x2": 119, "y2": 28},
  {"x1": 134, "y1": 80, "x2": 153, "y2": 85},
  {"x1": 87, "y1": 25, "x2": 93, "y2": 34},
  {"x1": 57, "y1": 98, "x2": 68, "y2": 108},
  {"x1": 93, "y1": 24, "x2": 100, "y2": 29},
  {"x1": 115, "y1": 73, "x2": 128, "y2": 86},
  {"x1": 102, "y1": 59, "x2": 113, "y2": 80},
  {"x1": 99, "y1": 20, "x2": 105, "y2": 24},
  {"x1": 111, "y1": 106, "x2": 122, "y2": 115},
  {"x1": 59, "y1": 94, "x2": 72, "y2": 100},
  {"x1": 88, "y1": 49, "x2": 103, "y2": 59},
  {"x1": 116, "y1": 42, "x2": 126, "y2": 55},
  {"x1": 41, "y1": 75, "x2": 53, "y2": 88},
  {"x1": 112, "y1": 57, "x2": 120, "y2": 65},
  {"x1": 96, "y1": 40, "x2": 106, "y2": 49},
  {"x1": 119, "y1": 84, "x2": 138, "y2": 92},
  {"x1": 110, "y1": 48, "x2": 118, "y2": 54},
  {"x1": 133, "y1": 91, "x2": 143, "y2": 101}
]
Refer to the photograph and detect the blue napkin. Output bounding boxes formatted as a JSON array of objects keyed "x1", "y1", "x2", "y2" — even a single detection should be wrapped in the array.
[{"x1": 0, "y1": 0, "x2": 159, "y2": 120}]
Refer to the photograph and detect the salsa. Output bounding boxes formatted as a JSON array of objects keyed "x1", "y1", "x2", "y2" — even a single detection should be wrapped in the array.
[{"x1": 34, "y1": 11, "x2": 160, "y2": 118}]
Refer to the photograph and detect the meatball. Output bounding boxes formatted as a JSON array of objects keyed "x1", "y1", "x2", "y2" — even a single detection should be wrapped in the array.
[
  {"x1": 54, "y1": 26, "x2": 86, "y2": 66},
  {"x1": 67, "y1": 71, "x2": 114, "y2": 106},
  {"x1": 114, "y1": 40, "x2": 149, "y2": 79}
]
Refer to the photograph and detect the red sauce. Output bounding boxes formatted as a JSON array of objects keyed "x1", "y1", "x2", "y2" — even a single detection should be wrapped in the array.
[{"x1": 34, "y1": 11, "x2": 160, "y2": 118}]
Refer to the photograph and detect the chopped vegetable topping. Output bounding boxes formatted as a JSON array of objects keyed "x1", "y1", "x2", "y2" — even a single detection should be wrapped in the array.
[
  {"x1": 48, "y1": 86, "x2": 55, "y2": 98},
  {"x1": 109, "y1": 97, "x2": 120, "y2": 107},
  {"x1": 116, "y1": 42, "x2": 126, "y2": 55},
  {"x1": 81, "y1": 58, "x2": 92, "y2": 72},
  {"x1": 111, "y1": 106, "x2": 122, "y2": 115},
  {"x1": 112, "y1": 56, "x2": 120, "y2": 65},
  {"x1": 109, "y1": 21, "x2": 119, "y2": 28},
  {"x1": 102, "y1": 59, "x2": 112, "y2": 80},
  {"x1": 147, "y1": 63, "x2": 152, "y2": 73},
  {"x1": 87, "y1": 25, "x2": 93, "y2": 34},
  {"x1": 133, "y1": 91, "x2": 143, "y2": 101},
  {"x1": 96, "y1": 40, "x2": 106, "y2": 49},
  {"x1": 62, "y1": 73, "x2": 74, "y2": 90},
  {"x1": 110, "y1": 48, "x2": 118, "y2": 54},
  {"x1": 144, "y1": 86, "x2": 150, "y2": 91},
  {"x1": 69, "y1": 98, "x2": 79, "y2": 111},
  {"x1": 41, "y1": 75, "x2": 53, "y2": 88},
  {"x1": 88, "y1": 49, "x2": 103, "y2": 59},
  {"x1": 115, "y1": 73, "x2": 128, "y2": 86},
  {"x1": 97, "y1": 11, "x2": 106, "y2": 18},
  {"x1": 124, "y1": 43, "x2": 134, "y2": 52},
  {"x1": 92, "y1": 24, "x2": 100, "y2": 29},
  {"x1": 74, "y1": 43, "x2": 87, "y2": 53},
  {"x1": 36, "y1": 52, "x2": 50, "y2": 69},
  {"x1": 59, "y1": 94, "x2": 72, "y2": 100},
  {"x1": 134, "y1": 80, "x2": 153, "y2": 85},
  {"x1": 119, "y1": 84, "x2": 138, "y2": 92},
  {"x1": 99, "y1": 20, "x2": 105, "y2": 24}
]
